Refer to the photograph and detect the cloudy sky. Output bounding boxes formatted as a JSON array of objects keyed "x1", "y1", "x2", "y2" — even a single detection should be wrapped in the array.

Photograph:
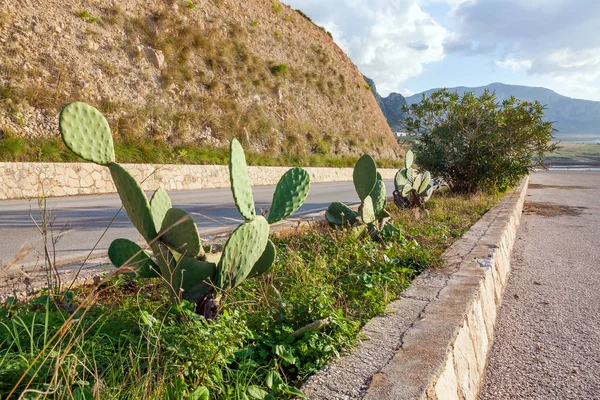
[{"x1": 284, "y1": 0, "x2": 600, "y2": 100}]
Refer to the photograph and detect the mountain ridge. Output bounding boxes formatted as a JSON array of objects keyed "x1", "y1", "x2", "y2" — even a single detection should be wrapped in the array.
[{"x1": 367, "y1": 80, "x2": 600, "y2": 136}]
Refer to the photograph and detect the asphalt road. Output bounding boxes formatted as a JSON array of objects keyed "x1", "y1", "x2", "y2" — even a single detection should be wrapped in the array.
[
  {"x1": 480, "y1": 171, "x2": 600, "y2": 399},
  {"x1": 0, "y1": 180, "x2": 394, "y2": 268}
]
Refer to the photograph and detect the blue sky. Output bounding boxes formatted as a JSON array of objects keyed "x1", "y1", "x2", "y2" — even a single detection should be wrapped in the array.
[{"x1": 284, "y1": 0, "x2": 600, "y2": 101}]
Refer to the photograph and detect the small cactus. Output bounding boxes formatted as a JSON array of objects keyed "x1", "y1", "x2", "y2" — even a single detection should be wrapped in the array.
[
  {"x1": 326, "y1": 154, "x2": 394, "y2": 239},
  {"x1": 393, "y1": 150, "x2": 434, "y2": 207}
]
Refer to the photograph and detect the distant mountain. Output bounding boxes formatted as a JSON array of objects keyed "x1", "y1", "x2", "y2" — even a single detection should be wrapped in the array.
[
  {"x1": 405, "y1": 83, "x2": 600, "y2": 136},
  {"x1": 364, "y1": 76, "x2": 407, "y2": 131}
]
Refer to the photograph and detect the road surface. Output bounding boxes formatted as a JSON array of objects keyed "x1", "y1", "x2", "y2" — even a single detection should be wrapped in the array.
[
  {"x1": 0, "y1": 180, "x2": 394, "y2": 268},
  {"x1": 480, "y1": 170, "x2": 600, "y2": 399}
]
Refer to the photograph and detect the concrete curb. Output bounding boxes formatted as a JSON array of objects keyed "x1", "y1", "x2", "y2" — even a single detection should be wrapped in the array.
[{"x1": 303, "y1": 177, "x2": 529, "y2": 399}]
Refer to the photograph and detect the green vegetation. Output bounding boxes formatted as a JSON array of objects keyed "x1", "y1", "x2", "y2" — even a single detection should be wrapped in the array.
[
  {"x1": 76, "y1": 10, "x2": 99, "y2": 23},
  {"x1": 270, "y1": 64, "x2": 287, "y2": 76},
  {"x1": 406, "y1": 89, "x2": 558, "y2": 193},
  {"x1": 545, "y1": 141, "x2": 600, "y2": 166},
  {"x1": 393, "y1": 150, "x2": 433, "y2": 207},
  {"x1": 0, "y1": 188, "x2": 498, "y2": 399},
  {"x1": 326, "y1": 154, "x2": 397, "y2": 239},
  {"x1": 0, "y1": 131, "x2": 401, "y2": 168},
  {"x1": 59, "y1": 102, "x2": 311, "y2": 318},
  {"x1": 272, "y1": 1, "x2": 283, "y2": 14}
]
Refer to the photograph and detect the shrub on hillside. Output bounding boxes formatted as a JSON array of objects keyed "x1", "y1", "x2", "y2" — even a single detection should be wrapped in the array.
[{"x1": 405, "y1": 89, "x2": 558, "y2": 193}]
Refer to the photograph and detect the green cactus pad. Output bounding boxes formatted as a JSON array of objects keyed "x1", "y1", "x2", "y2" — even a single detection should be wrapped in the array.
[
  {"x1": 229, "y1": 138, "x2": 256, "y2": 220},
  {"x1": 406, "y1": 167, "x2": 415, "y2": 183},
  {"x1": 216, "y1": 216, "x2": 269, "y2": 290},
  {"x1": 248, "y1": 239, "x2": 276, "y2": 279},
  {"x1": 419, "y1": 172, "x2": 431, "y2": 194},
  {"x1": 325, "y1": 202, "x2": 358, "y2": 226},
  {"x1": 376, "y1": 172, "x2": 383, "y2": 181},
  {"x1": 360, "y1": 196, "x2": 376, "y2": 224},
  {"x1": 108, "y1": 238, "x2": 160, "y2": 278},
  {"x1": 150, "y1": 188, "x2": 172, "y2": 231},
  {"x1": 59, "y1": 102, "x2": 115, "y2": 165},
  {"x1": 394, "y1": 169, "x2": 409, "y2": 190},
  {"x1": 109, "y1": 163, "x2": 157, "y2": 242},
  {"x1": 382, "y1": 223, "x2": 400, "y2": 237},
  {"x1": 401, "y1": 183, "x2": 412, "y2": 197},
  {"x1": 172, "y1": 257, "x2": 217, "y2": 302},
  {"x1": 370, "y1": 179, "x2": 387, "y2": 216},
  {"x1": 353, "y1": 154, "x2": 378, "y2": 201},
  {"x1": 267, "y1": 167, "x2": 311, "y2": 224},
  {"x1": 412, "y1": 173, "x2": 423, "y2": 191},
  {"x1": 424, "y1": 185, "x2": 433, "y2": 201},
  {"x1": 159, "y1": 208, "x2": 203, "y2": 257},
  {"x1": 377, "y1": 209, "x2": 391, "y2": 219},
  {"x1": 405, "y1": 150, "x2": 414, "y2": 169}
]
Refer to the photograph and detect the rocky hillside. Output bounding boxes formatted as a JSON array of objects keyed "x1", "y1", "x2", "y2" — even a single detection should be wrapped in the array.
[
  {"x1": 0, "y1": 0, "x2": 399, "y2": 161},
  {"x1": 364, "y1": 76, "x2": 407, "y2": 132}
]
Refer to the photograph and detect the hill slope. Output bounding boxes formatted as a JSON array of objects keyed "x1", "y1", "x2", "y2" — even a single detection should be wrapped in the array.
[
  {"x1": 406, "y1": 83, "x2": 600, "y2": 136},
  {"x1": 0, "y1": 0, "x2": 398, "y2": 161}
]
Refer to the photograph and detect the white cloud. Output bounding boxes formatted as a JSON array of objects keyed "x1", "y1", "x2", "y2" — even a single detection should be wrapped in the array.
[
  {"x1": 494, "y1": 58, "x2": 532, "y2": 72},
  {"x1": 448, "y1": 0, "x2": 600, "y2": 98},
  {"x1": 284, "y1": 0, "x2": 450, "y2": 96}
]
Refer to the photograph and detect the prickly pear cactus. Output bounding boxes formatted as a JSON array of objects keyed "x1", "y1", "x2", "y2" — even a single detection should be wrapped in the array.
[
  {"x1": 108, "y1": 163, "x2": 158, "y2": 243},
  {"x1": 267, "y1": 168, "x2": 311, "y2": 224},
  {"x1": 150, "y1": 188, "x2": 172, "y2": 232},
  {"x1": 371, "y1": 180, "x2": 387, "y2": 216},
  {"x1": 405, "y1": 150, "x2": 414, "y2": 169},
  {"x1": 59, "y1": 102, "x2": 115, "y2": 165},
  {"x1": 159, "y1": 208, "x2": 203, "y2": 257},
  {"x1": 393, "y1": 150, "x2": 434, "y2": 207},
  {"x1": 353, "y1": 154, "x2": 378, "y2": 201},
  {"x1": 108, "y1": 238, "x2": 160, "y2": 278},
  {"x1": 360, "y1": 196, "x2": 376, "y2": 225},
  {"x1": 325, "y1": 202, "x2": 358, "y2": 226},
  {"x1": 216, "y1": 216, "x2": 269, "y2": 290},
  {"x1": 229, "y1": 138, "x2": 256, "y2": 221},
  {"x1": 172, "y1": 256, "x2": 217, "y2": 302},
  {"x1": 247, "y1": 239, "x2": 277, "y2": 279}
]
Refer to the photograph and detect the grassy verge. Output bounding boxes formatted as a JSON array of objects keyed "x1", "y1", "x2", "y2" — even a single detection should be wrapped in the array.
[
  {"x1": 545, "y1": 141, "x2": 600, "y2": 166},
  {"x1": 0, "y1": 133, "x2": 401, "y2": 169},
  {"x1": 0, "y1": 190, "x2": 498, "y2": 399}
]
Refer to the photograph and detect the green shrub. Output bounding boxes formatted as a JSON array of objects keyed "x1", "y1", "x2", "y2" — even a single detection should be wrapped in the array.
[
  {"x1": 270, "y1": 63, "x2": 287, "y2": 76},
  {"x1": 272, "y1": 1, "x2": 283, "y2": 13},
  {"x1": 405, "y1": 89, "x2": 558, "y2": 193}
]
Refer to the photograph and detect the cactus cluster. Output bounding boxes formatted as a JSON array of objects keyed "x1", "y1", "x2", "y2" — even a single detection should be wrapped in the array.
[
  {"x1": 393, "y1": 150, "x2": 433, "y2": 208},
  {"x1": 325, "y1": 154, "x2": 398, "y2": 238},
  {"x1": 59, "y1": 102, "x2": 310, "y2": 317}
]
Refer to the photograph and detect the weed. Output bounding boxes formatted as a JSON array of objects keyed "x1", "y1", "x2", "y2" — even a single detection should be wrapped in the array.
[
  {"x1": 251, "y1": 20, "x2": 258, "y2": 27},
  {"x1": 76, "y1": 10, "x2": 99, "y2": 23},
  {"x1": 186, "y1": 0, "x2": 195, "y2": 9},
  {"x1": 76, "y1": 10, "x2": 91, "y2": 19},
  {"x1": 270, "y1": 63, "x2": 287, "y2": 76},
  {"x1": 272, "y1": 1, "x2": 283, "y2": 14}
]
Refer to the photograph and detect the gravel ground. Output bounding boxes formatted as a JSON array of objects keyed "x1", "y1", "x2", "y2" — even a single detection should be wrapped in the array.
[{"x1": 480, "y1": 171, "x2": 600, "y2": 399}]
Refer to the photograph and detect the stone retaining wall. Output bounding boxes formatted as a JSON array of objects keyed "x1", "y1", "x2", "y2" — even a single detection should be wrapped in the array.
[
  {"x1": 303, "y1": 177, "x2": 529, "y2": 399},
  {"x1": 0, "y1": 162, "x2": 397, "y2": 200}
]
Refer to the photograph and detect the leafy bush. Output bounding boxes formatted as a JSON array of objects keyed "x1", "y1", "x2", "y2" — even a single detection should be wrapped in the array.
[
  {"x1": 405, "y1": 89, "x2": 558, "y2": 193},
  {"x1": 270, "y1": 64, "x2": 287, "y2": 75}
]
